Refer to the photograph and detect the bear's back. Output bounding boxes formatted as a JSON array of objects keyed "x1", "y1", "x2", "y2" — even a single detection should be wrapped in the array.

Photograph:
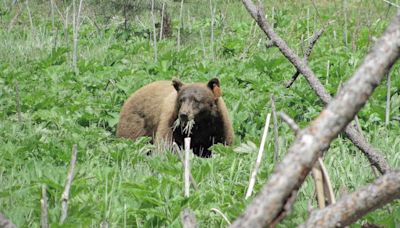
[{"x1": 117, "y1": 81, "x2": 177, "y2": 139}]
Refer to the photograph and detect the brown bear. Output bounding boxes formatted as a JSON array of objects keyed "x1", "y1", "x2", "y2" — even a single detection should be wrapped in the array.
[{"x1": 116, "y1": 78, "x2": 234, "y2": 157}]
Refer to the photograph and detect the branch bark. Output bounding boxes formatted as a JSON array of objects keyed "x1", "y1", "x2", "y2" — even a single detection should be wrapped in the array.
[
  {"x1": 230, "y1": 4, "x2": 400, "y2": 226},
  {"x1": 300, "y1": 171, "x2": 400, "y2": 228},
  {"x1": 241, "y1": 0, "x2": 391, "y2": 175}
]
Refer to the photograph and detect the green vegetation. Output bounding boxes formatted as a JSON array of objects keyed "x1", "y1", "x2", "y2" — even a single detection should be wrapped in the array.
[{"x1": 1, "y1": 0, "x2": 399, "y2": 227}]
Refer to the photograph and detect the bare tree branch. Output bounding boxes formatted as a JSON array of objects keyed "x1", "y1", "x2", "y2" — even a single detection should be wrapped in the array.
[
  {"x1": 278, "y1": 112, "x2": 300, "y2": 134},
  {"x1": 300, "y1": 171, "x2": 400, "y2": 227},
  {"x1": 286, "y1": 22, "x2": 332, "y2": 88},
  {"x1": 0, "y1": 213, "x2": 16, "y2": 228},
  {"x1": 230, "y1": 3, "x2": 400, "y2": 226},
  {"x1": 240, "y1": 0, "x2": 391, "y2": 175}
]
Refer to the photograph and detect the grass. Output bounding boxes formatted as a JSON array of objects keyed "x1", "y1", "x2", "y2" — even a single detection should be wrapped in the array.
[{"x1": 0, "y1": 0, "x2": 400, "y2": 227}]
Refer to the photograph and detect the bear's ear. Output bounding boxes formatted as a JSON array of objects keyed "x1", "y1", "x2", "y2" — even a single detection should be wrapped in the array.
[
  {"x1": 207, "y1": 78, "x2": 222, "y2": 99},
  {"x1": 172, "y1": 79, "x2": 183, "y2": 92}
]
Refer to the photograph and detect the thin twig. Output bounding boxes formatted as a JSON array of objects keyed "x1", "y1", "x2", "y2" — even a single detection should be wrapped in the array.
[
  {"x1": 278, "y1": 112, "x2": 300, "y2": 134},
  {"x1": 25, "y1": 0, "x2": 34, "y2": 33},
  {"x1": 211, "y1": 208, "x2": 231, "y2": 225},
  {"x1": 382, "y1": 0, "x2": 400, "y2": 8},
  {"x1": 184, "y1": 137, "x2": 191, "y2": 198},
  {"x1": 286, "y1": 21, "x2": 333, "y2": 88},
  {"x1": 60, "y1": 144, "x2": 78, "y2": 224},
  {"x1": 245, "y1": 113, "x2": 271, "y2": 199},
  {"x1": 41, "y1": 185, "x2": 49, "y2": 228},
  {"x1": 312, "y1": 164, "x2": 325, "y2": 209},
  {"x1": 318, "y1": 158, "x2": 336, "y2": 204},
  {"x1": 270, "y1": 96, "x2": 279, "y2": 162}
]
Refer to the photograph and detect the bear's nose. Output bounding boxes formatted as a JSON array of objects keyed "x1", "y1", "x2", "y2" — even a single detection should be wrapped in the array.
[{"x1": 179, "y1": 113, "x2": 189, "y2": 122}]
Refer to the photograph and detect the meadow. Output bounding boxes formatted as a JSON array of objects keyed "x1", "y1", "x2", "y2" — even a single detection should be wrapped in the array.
[{"x1": 0, "y1": 0, "x2": 400, "y2": 227}]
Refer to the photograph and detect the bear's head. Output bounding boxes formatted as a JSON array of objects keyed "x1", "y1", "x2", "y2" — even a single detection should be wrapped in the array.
[{"x1": 172, "y1": 78, "x2": 222, "y2": 133}]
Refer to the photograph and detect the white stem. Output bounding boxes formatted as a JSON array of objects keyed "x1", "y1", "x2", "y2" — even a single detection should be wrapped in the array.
[
  {"x1": 245, "y1": 113, "x2": 271, "y2": 199},
  {"x1": 184, "y1": 137, "x2": 191, "y2": 198}
]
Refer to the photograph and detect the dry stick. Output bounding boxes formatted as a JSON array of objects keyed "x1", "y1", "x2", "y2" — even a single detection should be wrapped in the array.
[
  {"x1": 15, "y1": 81, "x2": 22, "y2": 123},
  {"x1": 0, "y1": 213, "x2": 16, "y2": 228},
  {"x1": 184, "y1": 138, "x2": 191, "y2": 198},
  {"x1": 159, "y1": 1, "x2": 165, "y2": 40},
  {"x1": 151, "y1": 0, "x2": 158, "y2": 62},
  {"x1": 41, "y1": 185, "x2": 49, "y2": 228},
  {"x1": 286, "y1": 24, "x2": 329, "y2": 88},
  {"x1": 26, "y1": 0, "x2": 34, "y2": 33},
  {"x1": 177, "y1": 0, "x2": 184, "y2": 50},
  {"x1": 209, "y1": 0, "x2": 215, "y2": 61},
  {"x1": 8, "y1": 3, "x2": 24, "y2": 32},
  {"x1": 300, "y1": 171, "x2": 400, "y2": 228},
  {"x1": 172, "y1": 142, "x2": 199, "y2": 190},
  {"x1": 385, "y1": 72, "x2": 391, "y2": 126},
  {"x1": 382, "y1": 0, "x2": 400, "y2": 8},
  {"x1": 230, "y1": 4, "x2": 400, "y2": 227},
  {"x1": 181, "y1": 208, "x2": 198, "y2": 228},
  {"x1": 270, "y1": 96, "x2": 279, "y2": 162},
  {"x1": 50, "y1": 0, "x2": 56, "y2": 49},
  {"x1": 241, "y1": 0, "x2": 391, "y2": 175},
  {"x1": 318, "y1": 158, "x2": 336, "y2": 204},
  {"x1": 72, "y1": 0, "x2": 83, "y2": 75},
  {"x1": 60, "y1": 144, "x2": 78, "y2": 224},
  {"x1": 210, "y1": 208, "x2": 231, "y2": 225},
  {"x1": 245, "y1": 113, "x2": 271, "y2": 199},
  {"x1": 278, "y1": 112, "x2": 300, "y2": 134},
  {"x1": 311, "y1": 164, "x2": 325, "y2": 209}
]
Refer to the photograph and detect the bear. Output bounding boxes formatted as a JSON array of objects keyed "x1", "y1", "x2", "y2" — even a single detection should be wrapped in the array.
[{"x1": 116, "y1": 78, "x2": 234, "y2": 157}]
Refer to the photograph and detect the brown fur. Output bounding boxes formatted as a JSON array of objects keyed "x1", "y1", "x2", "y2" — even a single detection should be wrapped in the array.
[{"x1": 116, "y1": 79, "x2": 234, "y2": 157}]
